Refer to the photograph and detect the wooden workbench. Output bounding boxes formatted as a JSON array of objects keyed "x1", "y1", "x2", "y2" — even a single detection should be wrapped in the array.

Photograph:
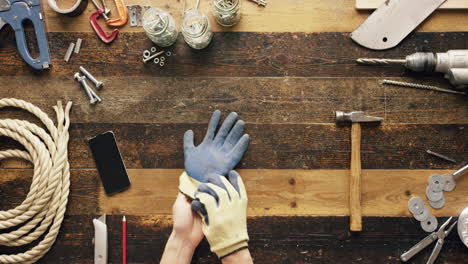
[{"x1": 0, "y1": 0, "x2": 467, "y2": 263}]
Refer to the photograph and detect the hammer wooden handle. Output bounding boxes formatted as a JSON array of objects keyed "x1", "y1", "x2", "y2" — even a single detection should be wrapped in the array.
[{"x1": 350, "y1": 122, "x2": 362, "y2": 231}]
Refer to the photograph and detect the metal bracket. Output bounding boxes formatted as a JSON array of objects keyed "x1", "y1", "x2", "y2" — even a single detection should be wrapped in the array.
[{"x1": 127, "y1": 4, "x2": 141, "y2": 27}]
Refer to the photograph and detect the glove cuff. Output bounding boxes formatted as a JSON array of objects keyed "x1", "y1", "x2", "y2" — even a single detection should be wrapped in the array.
[
  {"x1": 178, "y1": 172, "x2": 200, "y2": 199},
  {"x1": 213, "y1": 238, "x2": 249, "y2": 258}
]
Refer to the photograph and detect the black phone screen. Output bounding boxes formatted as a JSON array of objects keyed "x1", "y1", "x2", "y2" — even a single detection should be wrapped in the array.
[{"x1": 88, "y1": 131, "x2": 131, "y2": 195}]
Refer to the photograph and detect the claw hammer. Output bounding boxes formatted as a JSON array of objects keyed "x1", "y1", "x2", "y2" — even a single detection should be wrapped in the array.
[{"x1": 335, "y1": 111, "x2": 383, "y2": 231}]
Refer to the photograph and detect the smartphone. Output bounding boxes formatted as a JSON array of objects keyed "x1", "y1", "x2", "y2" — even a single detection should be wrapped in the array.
[{"x1": 88, "y1": 131, "x2": 131, "y2": 195}]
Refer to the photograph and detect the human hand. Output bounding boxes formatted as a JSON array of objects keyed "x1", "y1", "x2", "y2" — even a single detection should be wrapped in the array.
[
  {"x1": 160, "y1": 193, "x2": 204, "y2": 264},
  {"x1": 191, "y1": 171, "x2": 249, "y2": 259},
  {"x1": 180, "y1": 110, "x2": 249, "y2": 197}
]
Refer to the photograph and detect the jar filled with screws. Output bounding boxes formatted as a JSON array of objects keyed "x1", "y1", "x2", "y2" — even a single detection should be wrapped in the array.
[
  {"x1": 212, "y1": 0, "x2": 241, "y2": 27},
  {"x1": 142, "y1": 7, "x2": 178, "y2": 47},
  {"x1": 182, "y1": 8, "x2": 213, "y2": 49}
]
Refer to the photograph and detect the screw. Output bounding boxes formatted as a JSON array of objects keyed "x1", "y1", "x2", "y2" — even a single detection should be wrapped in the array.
[
  {"x1": 79, "y1": 66, "x2": 103, "y2": 89},
  {"x1": 382, "y1": 80, "x2": 466, "y2": 95},
  {"x1": 74, "y1": 73, "x2": 97, "y2": 104},
  {"x1": 143, "y1": 50, "x2": 164, "y2": 63}
]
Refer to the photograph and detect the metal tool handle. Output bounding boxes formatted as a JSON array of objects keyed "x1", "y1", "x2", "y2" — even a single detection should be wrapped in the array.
[
  {"x1": 427, "y1": 239, "x2": 444, "y2": 264},
  {"x1": 453, "y1": 164, "x2": 468, "y2": 178},
  {"x1": 6, "y1": 2, "x2": 51, "y2": 70},
  {"x1": 401, "y1": 233, "x2": 437, "y2": 262}
]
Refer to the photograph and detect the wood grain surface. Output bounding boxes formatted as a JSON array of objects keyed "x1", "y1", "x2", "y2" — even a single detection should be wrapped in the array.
[
  {"x1": 357, "y1": 0, "x2": 468, "y2": 10},
  {"x1": 40, "y1": 0, "x2": 468, "y2": 32},
  {"x1": 0, "y1": 1, "x2": 466, "y2": 262}
]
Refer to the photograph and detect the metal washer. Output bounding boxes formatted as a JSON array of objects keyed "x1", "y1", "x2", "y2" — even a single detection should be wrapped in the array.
[
  {"x1": 442, "y1": 174, "x2": 456, "y2": 192},
  {"x1": 428, "y1": 174, "x2": 445, "y2": 192},
  {"x1": 421, "y1": 215, "x2": 438, "y2": 233},
  {"x1": 414, "y1": 206, "x2": 431, "y2": 222},
  {"x1": 426, "y1": 186, "x2": 443, "y2": 202},
  {"x1": 408, "y1": 197, "x2": 425, "y2": 215},
  {"x1": 429, "y1": 195, "x2": 445, "y2": 209}
]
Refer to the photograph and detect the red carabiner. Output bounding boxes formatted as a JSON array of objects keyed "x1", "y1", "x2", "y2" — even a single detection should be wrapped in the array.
[{"x1": 90, "y1": 9, "x2": 119, "y2": 44}]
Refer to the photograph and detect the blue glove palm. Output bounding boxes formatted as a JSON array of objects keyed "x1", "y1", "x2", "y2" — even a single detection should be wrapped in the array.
[{"x1": 184, "y1": 110, "x2": 249, "y2": 183}]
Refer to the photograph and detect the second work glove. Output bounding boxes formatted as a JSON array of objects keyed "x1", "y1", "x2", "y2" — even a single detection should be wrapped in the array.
[
  {"x1": 179, "y1": 110, "x2": 249, "y2": 198},
  {"x1": 191, "y1": 171, "x2": 249, "y2": 258}
]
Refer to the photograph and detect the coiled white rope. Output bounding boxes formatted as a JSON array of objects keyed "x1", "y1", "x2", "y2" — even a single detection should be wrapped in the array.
[{"x1": 0, "y1": 99, "x2": 72, "y2": 263}]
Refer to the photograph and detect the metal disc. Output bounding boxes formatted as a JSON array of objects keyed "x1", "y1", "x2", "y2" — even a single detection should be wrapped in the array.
[
  {"x1": 408, "y1": 197, "x2": 425, "y2": 215},
  {"x1": 426, "y1": 186, "x2": 443, "y2": 202},
  {"x1": 429, "y1": 195, "x2": 445, "y2": 209},
  {"x1": 442, "y1": 174, "x2": 456, "y2": 192},
  {"x1": 458, "y1": 207, "x2": 468, "y2": 248},
  {"x1": 421, "y1": 215, "x2": 438, "y2": 233},
  {"x1": 414, "y1": 206, "x2": 431, "y2": 222},
  {"x1": 428, "y1": 174, "x2": 445, "y2": 192}
]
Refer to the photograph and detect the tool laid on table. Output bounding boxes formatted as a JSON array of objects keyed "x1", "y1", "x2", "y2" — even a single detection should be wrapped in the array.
[
  {"x1": 47, "y1": 0, "x2": 88, "y2": 16},
  {"x1": 426, "y1": 150, "x2": 457, "y2": 164},
  {"x1": 90, "y1": 0, "x2": 119, "y2": 43},
  {"x1": 143, "y1": 47, "x2": 171, "y2": 67},
  {"x1": 401, "y1": 217, "x2": 457, "y2": 263},
  {"x1": 351, "y1": 0, "x2": 446, "y2": 50},
  {"x1": 358, "y1": 50, "x2": 468, "y2": 89},
  {"x1": 122, "y1": 216, "x2": 127, "y2": 264},
  {"x1": 408, "y1": 197, "x2": 438, "y2": 233},
  {"x1": 93, "y1": 215, "x2": 108, "y2": 264},
  {"x1": 74, "y1": 68, "x2": 103, "y2": 104},
  {"x1": 0, "y1": 99, "x2": 72, "y2": 263},
  {"x1": 382, "y1": 80, "x2": 466, "y2": 96},
  {"x1": 105, "y1": 0, "x2": 128, "y2": 26},
  {"x1": 0, "y1": 0, "x2": 51, "y2": 70},
  {"x1": 335, "y1": 111, "x2": 383, "y2": 231}
]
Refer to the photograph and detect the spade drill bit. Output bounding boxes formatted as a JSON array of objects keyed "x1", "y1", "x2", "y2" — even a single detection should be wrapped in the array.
[{"x1": 357, "y1": 50, "x2": 468, "y2": 88}]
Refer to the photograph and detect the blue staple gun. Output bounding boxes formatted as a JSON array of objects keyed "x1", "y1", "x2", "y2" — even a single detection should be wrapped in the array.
[{"x1": 0, "y1": 0, "x2": 51, "y2": 70}]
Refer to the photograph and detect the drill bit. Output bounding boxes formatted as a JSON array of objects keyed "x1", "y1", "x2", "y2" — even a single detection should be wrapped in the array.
[
  {"x1": 382, "y1": 80, "x2": 466, "y2": 95},
  {"x1": 357, "y1": 58, "x2": 406, "y2": 65}
]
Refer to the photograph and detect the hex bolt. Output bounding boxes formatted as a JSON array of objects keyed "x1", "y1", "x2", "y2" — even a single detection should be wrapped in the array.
[
  {"x1": 143, "y1": 50, "x2": 164, "y2": 63},
  {"x1": 79, "y1": 66, "x2": 103, "y2": 89},
  {"x1": 74, "y1": 73, "x2": 97, "y2": 104}
]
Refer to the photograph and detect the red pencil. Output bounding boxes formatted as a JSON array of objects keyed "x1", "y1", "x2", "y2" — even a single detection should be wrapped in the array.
[{"x1": 122, "y1": 216, "x2": 127, "y2": 264}]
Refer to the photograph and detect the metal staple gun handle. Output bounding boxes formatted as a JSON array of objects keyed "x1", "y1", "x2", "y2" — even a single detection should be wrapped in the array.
[{"x1": 0, "y1": 0, "x2": 51, "y2": 70}]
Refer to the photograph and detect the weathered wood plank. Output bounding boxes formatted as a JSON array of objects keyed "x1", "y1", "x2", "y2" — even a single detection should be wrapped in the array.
[
  {"x1": 0, "y1": 123, "x2": 465, "y2": 169},
  {"x1": 357, "y1": 0, "x2": 468, "y2": 10},
  {"x1": 1, "y1": 216, "x2": 465, "y2": 263},
  {"x1": 0, "y1": 77, "x2": 466, "y2": 124},
  {"x1": 2, "y1": 32, "x2": 468, "y2": 78},
  {"x1": 3, "y1": 168, "x2": 466, "y2": 217},
  {"x1": 40, "y1": 0, "x2": 468, "y2": 32}
]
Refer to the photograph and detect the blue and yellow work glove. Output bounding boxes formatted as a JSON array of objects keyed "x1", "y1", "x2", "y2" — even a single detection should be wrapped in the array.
[
  {"x1": 191, "y1": 171, "x2": 249, "y2": 258},
  {"x1": 179, "y1": 110, "x2": 249, "y2": 198}
]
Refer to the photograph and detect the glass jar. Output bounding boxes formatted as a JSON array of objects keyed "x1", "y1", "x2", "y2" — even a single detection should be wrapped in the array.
[
  {"x1": 142, "y1": 7, "x2": 178, "y2": 47},
  {"x1": 212, "y1": 0, "x2": 241, "y2": 27},
  {"x1": 182, "y1": 8, "x2": 213, "y2": 50}
]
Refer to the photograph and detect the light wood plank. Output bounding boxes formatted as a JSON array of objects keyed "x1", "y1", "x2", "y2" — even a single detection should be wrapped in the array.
[
  {"x1": 41, "y1": 0, "x2": 468, "y2": 32},
  {"x1": 357, "y1": 0, "x2": 468, "y2": 10},
  {"x1": 99, "y1": 169, "x2": 468, "y2": 217}
]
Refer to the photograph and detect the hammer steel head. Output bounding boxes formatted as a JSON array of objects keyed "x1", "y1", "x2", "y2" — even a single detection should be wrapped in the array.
[{"x1": 335, "y1": 111, "x2": 384, "y2": 123}]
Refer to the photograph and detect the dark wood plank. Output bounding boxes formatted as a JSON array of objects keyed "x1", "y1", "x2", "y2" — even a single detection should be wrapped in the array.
[
  {"x1": 1, "y1": 216, "x2": 464, "y2": 264},
  {"x1": 0, "y1": 123, "x2": 465, "y2": 169},
  {"x1": 1, "y1": 32, "x2": 468, "y2": 78},
  {"x1": 0, "y1": 76, "x2": 466, "y2": 125}
]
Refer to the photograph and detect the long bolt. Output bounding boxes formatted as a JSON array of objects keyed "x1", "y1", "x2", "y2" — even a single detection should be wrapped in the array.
[
  {"x1": 382, "y1": 80, "x2": 466, "y2": 95},
  {"x1": 143, "y1": 50, "x2": 164, "y2": 63},
  {"x1": 74, "y1": 73, "x2": 97, "y2": 104},
  {"x1": 80, "y1": 66, "x2": 103, "y2": 89},
  {"x1": 426, "y1": 150, "x2": 457, "y2": 164}
]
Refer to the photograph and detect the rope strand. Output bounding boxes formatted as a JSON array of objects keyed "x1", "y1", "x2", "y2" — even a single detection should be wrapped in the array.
[{"x1": 0, "y1": 99, "x2": 72, "y2": 263}]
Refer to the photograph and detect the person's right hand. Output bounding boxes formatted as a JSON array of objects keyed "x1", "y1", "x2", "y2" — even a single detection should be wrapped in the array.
[
  {"x1": 179, "y1": 110, "x2": 249, "y2": 198},
  {"x1": 191, "y1": 171, "x2": 249, "y2": 259}
]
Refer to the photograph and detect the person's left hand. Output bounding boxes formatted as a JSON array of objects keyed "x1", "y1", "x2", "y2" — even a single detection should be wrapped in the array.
[{"x1": 171, "y1": 193, "x2": 204, "y2": 249}]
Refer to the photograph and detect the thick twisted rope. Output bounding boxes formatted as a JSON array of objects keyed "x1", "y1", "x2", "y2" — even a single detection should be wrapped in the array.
[{"x1": 0, "y1": 99, "x2": 72, "y2": 263}]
